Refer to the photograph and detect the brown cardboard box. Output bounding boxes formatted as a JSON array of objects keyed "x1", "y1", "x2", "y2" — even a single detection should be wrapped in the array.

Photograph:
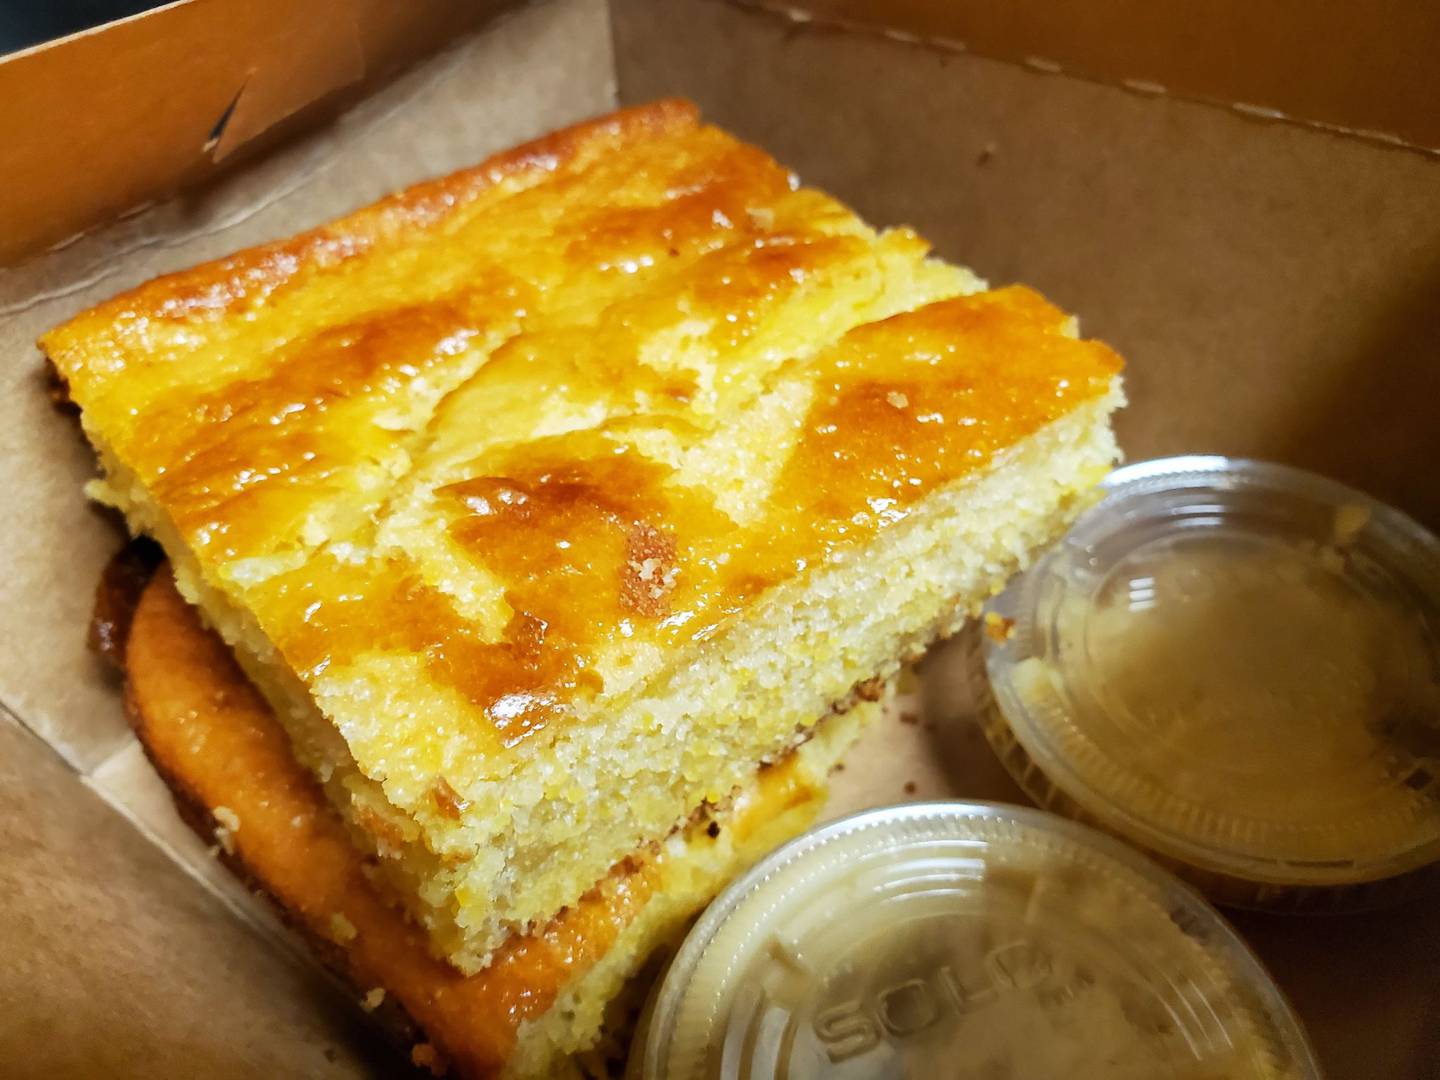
[{"x1": 1, "y1": 1, "x2": 1436, "y2": 1076}]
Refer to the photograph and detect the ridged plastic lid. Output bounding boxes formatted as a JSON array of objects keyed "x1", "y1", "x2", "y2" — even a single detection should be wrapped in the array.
[
  {"x1": 978, "y1": 456, "x2": 1440, "y2": 905},
  {"x1": 640, "y1": 801, "x2": 1318, "y2": 1079}
]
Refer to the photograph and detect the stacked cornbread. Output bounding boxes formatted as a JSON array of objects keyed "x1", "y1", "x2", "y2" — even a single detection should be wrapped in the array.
[{"x1": 45, "y1": 100, "x2": 1123, "y2": 1076}]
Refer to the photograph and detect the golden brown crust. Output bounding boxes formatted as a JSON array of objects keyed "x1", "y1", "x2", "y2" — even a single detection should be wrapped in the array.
[{"x1": 42, "y1": 100, "x2": 699, "y2": 350}]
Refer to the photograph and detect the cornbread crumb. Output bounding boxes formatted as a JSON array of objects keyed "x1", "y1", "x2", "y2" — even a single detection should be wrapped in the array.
[
  {"x1": 213, "y1": 805, "x2": 240, "y2": 830},
  {"x1": 212, "y1": 805, "x2": 240, "y2": 855},
  {"x1": 360, "y1": 987, "x2": 386, "y2": 1012},
  {"x1": 984, "y1": 610, "x2": 1016, "y2": 643},
  {"x1": 854, "y1": 677, "x2": 886, "y2": 702},
  {"x1": 621, "y1": 523, "x2": 677, "y2": 617},
  {"x1": 328, "y1": 913, "x2": 358, "y2": 944}
]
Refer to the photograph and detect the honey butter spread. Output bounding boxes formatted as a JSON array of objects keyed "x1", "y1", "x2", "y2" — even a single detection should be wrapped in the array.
[
  {"x1": 981, "y1": 457, "x2": 1440, "y2": 896},
  {"x1": 1021, "y1": 538, "x2": 1439, "y2": 864}
]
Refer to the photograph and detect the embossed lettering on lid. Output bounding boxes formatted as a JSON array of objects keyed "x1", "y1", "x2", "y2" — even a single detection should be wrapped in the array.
[{"x1": 641, "y1": 802, "x2": 1319, "y2": 1079}]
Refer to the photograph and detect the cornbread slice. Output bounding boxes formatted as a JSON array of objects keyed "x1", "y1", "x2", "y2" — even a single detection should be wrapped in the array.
[
  {"x1": 125, "y1": 566, "x2": 877, "y2": 1079},
  {"x1": 45, "y1": 100, "x2": 1124, "y2": 971}
]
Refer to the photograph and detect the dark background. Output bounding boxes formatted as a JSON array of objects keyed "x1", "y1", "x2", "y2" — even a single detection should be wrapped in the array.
[{"x1": 0, "y1": 0, "x2": 160, "y2": 53}]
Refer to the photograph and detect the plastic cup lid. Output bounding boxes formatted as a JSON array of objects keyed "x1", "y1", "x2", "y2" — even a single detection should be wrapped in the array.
[
  {"x1": 641, "y1": 801, "x2": 1318, "y2": 1079},
  {"x1": 980, "y1": 455, "x2": 1440, "y2": 894}
]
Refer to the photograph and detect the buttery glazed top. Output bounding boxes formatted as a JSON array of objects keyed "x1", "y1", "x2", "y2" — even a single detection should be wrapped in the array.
[{"x1": 46, "y1": 100, "x2": 1120, "y2": 775}]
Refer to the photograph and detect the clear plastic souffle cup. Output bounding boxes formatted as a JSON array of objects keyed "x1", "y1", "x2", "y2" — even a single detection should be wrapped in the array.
[
  {"x1": 971, "y1": 456, "x2": 1440, "y2": 910},
  {"x1": 634, "y1": 801, "x2": 1319, "y2": 1080}
]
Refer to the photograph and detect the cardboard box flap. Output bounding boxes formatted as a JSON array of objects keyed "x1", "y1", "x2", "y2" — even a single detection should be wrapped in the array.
[
  {"x1": 756, "y1": 0, "x2": 1440, "y2": 154},
  {"x1": 0, "y1": 0, "x2": 522, "y2": 265}
]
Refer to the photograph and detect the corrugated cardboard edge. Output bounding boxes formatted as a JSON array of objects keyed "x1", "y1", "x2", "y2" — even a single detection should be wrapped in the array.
[
  {"x1": 743, "y1": 0, "x2": 1440, "y2": 156},
  {"x1": 0, "y1": 0, "x2": 529, "y2": 264}
]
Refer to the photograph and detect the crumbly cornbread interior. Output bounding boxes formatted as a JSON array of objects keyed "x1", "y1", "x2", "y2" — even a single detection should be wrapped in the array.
[
  {"x1": 45, "y1": 99, "x2": 1123, "y2": 970},
  {"x1": 126, "y1": 567, "x2": 877, "y2": 1079}
]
